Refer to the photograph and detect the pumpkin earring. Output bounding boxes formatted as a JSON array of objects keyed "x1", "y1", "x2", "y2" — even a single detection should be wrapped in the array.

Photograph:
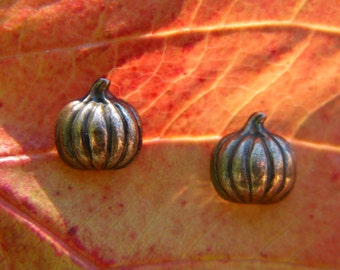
[
  {"x1": 211, "y1": 112, "x2": 296, "y2": 204},
  {"x1": 55, "y1": 78, "x2": 142, "y2": 170}
]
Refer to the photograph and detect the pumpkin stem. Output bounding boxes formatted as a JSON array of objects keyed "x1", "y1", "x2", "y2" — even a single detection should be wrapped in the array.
[
  {"x1": 89, "y1": 78, "x2": 111, "y2": 102},
  {"x1": 242, "y1": 112, "x2": 266, "y2": 134}
]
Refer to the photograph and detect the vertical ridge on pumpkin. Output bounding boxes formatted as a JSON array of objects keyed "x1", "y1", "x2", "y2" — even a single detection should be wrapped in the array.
[
  {"x1": 250, "y1": 137, "x2": 268, "y2": 202},
  {"x1": 73, "y1": 103, "x2": 94, "y2": 169},
  {"x1": 270, "y1": 135, "x2": 296, "y2": 202},
  {"x1": 232, "y1": 136, "x2": 253, "y2": 203},
  {"x1": 258, "y1": 135, "x2": 275, "y2": 202},
  {"x1": 89, "y1": 105, "x2": 108, "y2": 169},
  {"x1": 56, "y1": 101, "x2": 87, "y2": 169},
  {"x1": 211, "y1": 134, "x2": 236, "y2": 202},
  {"x1": 113, "y1": 100, "x2": 142, "y2": 169},
  {"x1": 113, "y1": 102, "x2": 131, "y2": 169},
  {"x1": 108, "y1": 104, "x2": 126, "y2": 169},
  {"x1": 222, "y1": 134, "x2": 246, "y2": 203}
]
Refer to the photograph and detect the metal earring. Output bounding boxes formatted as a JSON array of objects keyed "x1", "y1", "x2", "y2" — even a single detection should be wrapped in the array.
[
  {"x1": 211, "y1": 112, "x2": 296, "y2": 204},
  {"x1": 55, "y1": 78, "x2": 142, "y2": 170}
]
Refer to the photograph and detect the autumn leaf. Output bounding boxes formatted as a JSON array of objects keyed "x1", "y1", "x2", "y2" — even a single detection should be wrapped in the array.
[{"x1": 0, "y1": 0, "x2": 339, "y2": 269}]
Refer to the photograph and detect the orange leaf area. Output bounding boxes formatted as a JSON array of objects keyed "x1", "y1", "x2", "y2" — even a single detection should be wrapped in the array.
[
  {"x1": 0, "y1": 0, "x2": 339, "y2": 269},
  {"x1": 0, "y1": 141, "x2": 339, "y2": 269}
]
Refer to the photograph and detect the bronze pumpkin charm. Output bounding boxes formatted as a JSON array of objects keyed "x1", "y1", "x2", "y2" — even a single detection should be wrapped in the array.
[
  {"x1": 55, "y1": 78, "x2": 142, "y2": 170},
  {"x1": 211, "y1": 112, "x2": 296, "y2": 203}
]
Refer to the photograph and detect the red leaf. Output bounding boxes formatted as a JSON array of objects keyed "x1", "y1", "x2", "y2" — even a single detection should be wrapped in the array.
[{"x1": 0, "y1": 0, "x2": 339, "y2": 268}]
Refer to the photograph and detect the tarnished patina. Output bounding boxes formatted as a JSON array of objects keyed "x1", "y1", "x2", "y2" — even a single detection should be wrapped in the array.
[
  {"x1": 55, "y1": 78, "x2": 142, "y2": 170},
  {"x1": 211, "y1": 112, "x2": 296, "y2": 203}
]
